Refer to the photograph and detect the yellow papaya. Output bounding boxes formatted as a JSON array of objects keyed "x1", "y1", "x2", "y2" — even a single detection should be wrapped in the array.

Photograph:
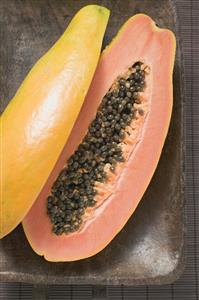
[{"x1": 0, "y1": 5, "x2": 110, "y2": 238}]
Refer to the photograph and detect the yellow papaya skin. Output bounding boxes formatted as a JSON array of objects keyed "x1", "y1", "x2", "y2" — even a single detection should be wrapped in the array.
[{"x1": 0, "y1": 5, "x2": 110, "y2": 238}]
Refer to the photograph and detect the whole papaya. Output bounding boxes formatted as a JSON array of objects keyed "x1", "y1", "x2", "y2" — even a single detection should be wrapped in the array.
[{"x1": 0, "y1": 5, "x2": 109, "y2": 238}]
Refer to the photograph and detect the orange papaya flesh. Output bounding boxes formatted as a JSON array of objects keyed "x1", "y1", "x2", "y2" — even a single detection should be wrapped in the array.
[
  {"x1": 0, "y1": 5, "x2": 110, "y2": 239},
  {"x1": 22, "y1": 14, "x2": 176, "y2": 261}
]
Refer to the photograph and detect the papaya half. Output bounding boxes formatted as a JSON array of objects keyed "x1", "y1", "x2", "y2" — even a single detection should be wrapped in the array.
[
  {"x1": 0, "y1": 5, "x2": 110, "y2": 238},
  {"x1": 22, "y1": 14, "x2": 176, "y2": 262}
]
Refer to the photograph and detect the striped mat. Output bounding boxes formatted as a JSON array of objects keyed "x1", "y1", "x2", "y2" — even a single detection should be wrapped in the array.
[{"x1": 0, "y1": 0, "x2": 198, "y2": 299}]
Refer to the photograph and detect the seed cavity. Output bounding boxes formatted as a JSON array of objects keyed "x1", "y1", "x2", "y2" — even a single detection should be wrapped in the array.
[{"x1": 47, "y1": 62, "x2": 147, "y2": 235}]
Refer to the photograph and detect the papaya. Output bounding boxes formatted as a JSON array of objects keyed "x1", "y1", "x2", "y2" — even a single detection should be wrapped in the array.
[
  {"x1": 22, "y1": 14, "x2": 176, "y2": 262},
  {"x1": 0, "y1": 5, "x2": 110, "y2": 238}
]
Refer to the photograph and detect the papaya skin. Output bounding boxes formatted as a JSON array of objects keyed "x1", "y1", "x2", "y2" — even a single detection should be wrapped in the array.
[
  {"x1": 0, "y1": 5, "x2": 110, "y2": 239},
  {"x1": 22, "y1": 14, "x2": 176, "y2": 262}
]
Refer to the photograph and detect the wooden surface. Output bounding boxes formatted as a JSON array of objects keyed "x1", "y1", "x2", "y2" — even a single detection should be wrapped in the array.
[{"x1": 0, "y1": 0, "x2": 184, "y2": 286}]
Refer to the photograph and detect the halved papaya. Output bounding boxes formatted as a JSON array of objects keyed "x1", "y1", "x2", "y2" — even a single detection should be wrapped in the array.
[
  {"x1": 0, "y1": 5, "x2": 110, "y2": 238},
  {"x1": 23, "y1": 14, "x2": 176, "y2": 262}
]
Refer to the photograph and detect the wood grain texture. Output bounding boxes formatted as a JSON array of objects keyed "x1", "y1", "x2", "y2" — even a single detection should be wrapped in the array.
[{"x1": 0, "y1": 0, "x2": 184, "y2": 286}]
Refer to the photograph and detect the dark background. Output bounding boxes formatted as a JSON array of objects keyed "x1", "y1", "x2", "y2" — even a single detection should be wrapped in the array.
[{"x1": 0, "y1": 0, "x2": 198, "y2": 299}]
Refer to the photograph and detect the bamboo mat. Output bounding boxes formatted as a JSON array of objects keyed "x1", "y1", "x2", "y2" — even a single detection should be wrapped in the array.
[{"x1": 0, "y1": 0, "x2": 198, "y2": 299}]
